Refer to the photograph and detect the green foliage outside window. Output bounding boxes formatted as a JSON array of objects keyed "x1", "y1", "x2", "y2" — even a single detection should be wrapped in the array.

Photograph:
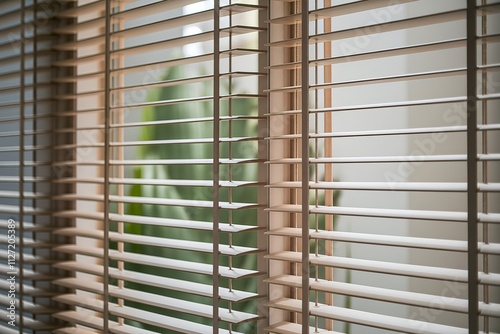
[{"x1": 121, "y1": 63, "x2": 348, "y2": 333}]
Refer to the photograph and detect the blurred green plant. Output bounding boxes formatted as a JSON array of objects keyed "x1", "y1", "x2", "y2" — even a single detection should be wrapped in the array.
[
  {"x1": 122, "y1": 64, "x2": 349, "y2": 333},
  {"x1": 123, "y1": 64, "x2": 259, "y2": 332}
]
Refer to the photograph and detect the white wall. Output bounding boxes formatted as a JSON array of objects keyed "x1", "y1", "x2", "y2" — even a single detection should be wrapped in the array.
[
  {"x1": 406, "y1": 1, "x2": 500, "y2": 331},
  {"x1": 329, "y1": 4, "x2": 411, "y2": 333}
]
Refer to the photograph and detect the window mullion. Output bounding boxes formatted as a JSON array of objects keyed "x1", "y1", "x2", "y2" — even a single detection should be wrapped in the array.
[
  {"x1": 103, "y1": 0, "x2": 112, "y2": 332},
  {"x1": 466, "y1": 1, "x2": 478, "y2": 333},
  {"x1": 19, "y1": 0, "x2": 26, "y2": 330},
  {"x1": 300, "y1": 0, "x2": 310, "y2": 332},
  {"x1": 213, "y1": 1, "x2": 221, "y2": 332}
]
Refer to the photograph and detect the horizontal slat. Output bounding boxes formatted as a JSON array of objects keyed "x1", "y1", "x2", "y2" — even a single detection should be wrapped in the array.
[
  {"x1": 0, "y1": 97, "x2": 55, "y2": 109},
  {"x1": 266, "y1": 251, "x2": 465, "y2": 280},
  {"x1": 0, "y1": 235, "x2": 54, "y2": 248},
  {"x1": 53, "y1": 246, "x2": 259, "y2": 279},
  {"x1": 116, "y1": 92, "x2": 263, "y2": 110},
  {"x1": 55, "y1": 289, "x2": 257, "y2": 325},
  {"x1": 480, "y1": 243, "x2": 500, "y2": 255},
  {"x1": 53, "y1": 52, "x2": 103, "y2": 67},
  {"x1": 266, "y1": 274, "x2": 500, "y2": 317},
  {"x1": 312, "y1": 205, "x2": 500, "y2": 224},
  {"x1": 113, "y1": 9, "x2": 213, "y2": 40},
  {"x1": 60, "y1": 137, "x2": 259, "y2": 148},
  {"x1": 56, "y1": 7, "x2": 215, "y2": 49},
  {"x1": 54, "y1": 193, "x2": 257, "y2": 210},
  {"x1": 0, "y1": 132, "x2": 52, "y2": 140},
  {"x1": 267, "y1": 227, "x2": 500, "y2": 255},
  {"x1": 111, "y1": 31, "x2": 213, "y2": 58},
  {"x1": 57, "y1": 0, "x2": 103, "y2": 18},
  {"x1": 477, "y1": 32, "x2": 500, "y2": 44},
  {"x1": 55, "y1": 177, "x2": 258, "y2": 188},
  {"x1": 0, "y1": 310, "x2": 58, "y2": 330},
  {"x1": 54, "y1": 227, "x2": 104, "y2": 240},
  {"x1": 299, "y1": 95, "x2": 470, "y2": 113},
  {"x1": 221, "y1": 47, "x2": 266, "y2": 57},
  {"x1": 267, "y1": 204, "x2": 468, "y2": 222},
  {"x1": 265, "y1": 125, "x2": 472, "y2": 140},
  {"x1": 52, "y1": 262, "x2": 101, "y2": 276},
  {"x1": 53, "y1": 16, "x2": 104, "y2": 34},
  {"x1": 53, "y1": 262, "x2": 258, "y2": 302},
  {"x1": 54, "y1": 89, "x2": 103, "y2": 101},
  {"x1": 111, "y1": 116, "x2": 210, "y2": 128},
  {"x1": 0, "y1": 4, "x2": 21, "y2": 20},
  {"x1": 479, "y1": 123, "x2": 500, "y2": 131},
  {"x1": 0, "y1": 190, "x2": 48, "y2": 199},
  {"x1": 111, "y1": 136, "x2": 257, "y2": 146},
  {"x1": 110, "y1": 268, "x2": 258, "y2": 303},
  {"x1": 315, "y1": 9, "x2": 466, "y2": 43},
  {"x1": 0, "y1": 264, "x2": 56, "y2": 282},
  {"x1": 111, "y1": 74, "x2": 214, "y2": 93},
  {"x1": 54, "y1": 47, "x2": 260, "y2": 81},
  {"x1": 112, "y1": 289, "x2": 257, "y2": 324},
  {"x1": 0, "y1": 219, "x2": 54, "y2": 232},
  {"x1": 310, "y1": 68, "x2": 466, "y2": 92},
  {"x1": 0, "y1": 114, "x2": 54, "y2": 124},
  {"x1": 271, "y1": 9, "x2": 466, "y2": 47},
  {"x1": 52, "y1": 278, "x2": 116, "y2": 296},
  {"x1": 266, "y1": 204, "x2": 500, "y2": 226},
  {"x1": 268, "y1": 298, "x2": 468, "y2": 334},
  {"x1": 477, "y1": 2, "x2": 500, "y2": 15},
  {"x1": 268, "y1": 181, "x2": 500, "y2": 193},
  {"x1": 312, "y1": 38, "x2": 466, "y2": 67},
  {"x1": 110, "y1": 52, "x2": 213, "y2": 76},
  {"x1": 265, "y1": 251, "x2": 500, "y2": 285},
  {"x1": 269, "y1": 0, "x2": 415, "y2": 25},
  {"x1": 52, "y1": 244, "x2": 102, "y2": 258},
  {"x1": 220, "y1": 70, "x2": 266, "y2": 79},
  {"x1": 56, "y1": 136, "x2": 257, "y2": 148},
  {"x1": 53, "y1": 311, "x2": 125, "y2": 332},
  {"x1": 53, "y1": 211, "x2": 104, "y2": 220},
  {"x1": 0, "y1": 204, "x2": 44, "y2": 215},
  {"x1": 0, "y1": 255, "x2": 56, "y2": 267},
  {"x1": 111, "y1": 232, "x2": 258, "y2": 256},
  {"x1": 53, "y1": 70, "x2": 103, "y2": 83},
  {"x1": 479, "y1": 91, "x2": 500, "y2": 101},
  {"x1": 267, "y1": 153, "x2": 500, "y2": 164},
  {"x1": 111, "y1": 250, "x2": 260, "y2": 280},
  {"x1": 313, "y1": 304, "x2": 498, "y2": 334},
  {"x1": 53, "y1": 34, "x2": 104, "y2": 51},
  {"x1": 312, "y1": 0, "x2": 417, "y2": 20},
  {"x1": 221, "y1": 25, "x2": 265, "y2": 36},
  {"x1": 0, "y1": 295, "x2": 59, "y2": 315},
  {"x1": 109, "y1": 114, "x2": 261, "y2": 129},
  {"x1": 54, "y1": 212, "x2": 258, "y2": 233},
  {"x1": 55, "y1": 307, "x2": 245, "y2": 334},
  {"x1": 53, "y1": 158, "x2": 259, "y2": 166},
  {"x1": 0, "y1": 325, "x2": 18, "y2": 334},
  {"x1": 0, "y1": 279, "x2": 58, "y2": 298},
  {"x1": 266, "y1": 60, "x2": 301, "y2": 71},
  {"x1": 0, "y1": 81, "x2": 54, "y2": 94}
]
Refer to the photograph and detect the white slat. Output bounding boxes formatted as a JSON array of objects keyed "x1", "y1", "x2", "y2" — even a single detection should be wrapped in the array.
[
  {"x1": 53, "y1": 261, "x2": 258, "y2": 302},
  {"x1": 266, "y1": 274, "x2": 500, "y2": 317},
  {"x1": 267, "y1": 298, "x2": 468, "y2": 334}
]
